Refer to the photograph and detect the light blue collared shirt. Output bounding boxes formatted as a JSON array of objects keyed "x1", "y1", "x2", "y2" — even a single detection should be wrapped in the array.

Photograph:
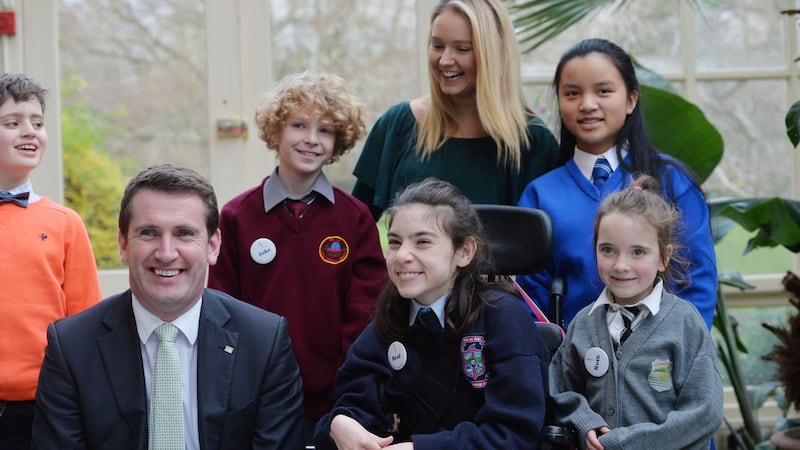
[
  {"x1": 408, "y1": 293, "x2": 448, "y2": 328},
  {"x1": 4, "y1": 180, "x2": 41, "y2": 203},
  {"x1": 133, "y1": 295, "x2": 202, "y2": 450}
]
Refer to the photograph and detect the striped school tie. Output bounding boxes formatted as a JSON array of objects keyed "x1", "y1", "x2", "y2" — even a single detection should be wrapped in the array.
[
  {"x1": 592, "y1": 157, "x2": 613, "y2": 188},
  {"x1": 619, "y1": 306, "x2": 640, "y2": 345}
]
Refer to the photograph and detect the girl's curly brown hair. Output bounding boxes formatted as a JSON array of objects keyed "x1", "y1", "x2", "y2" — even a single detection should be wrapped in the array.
[{"x1": 254, "y1": 71, "x2": 366, "y2": 164}]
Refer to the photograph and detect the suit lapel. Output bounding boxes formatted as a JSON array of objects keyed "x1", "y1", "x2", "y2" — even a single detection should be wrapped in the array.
[
  {"x1": 197, "y1": 289, "x2": 238, "y2": 448},
  {"x1": 96, "y1": 291, "x2": 148, "y2": 445}
]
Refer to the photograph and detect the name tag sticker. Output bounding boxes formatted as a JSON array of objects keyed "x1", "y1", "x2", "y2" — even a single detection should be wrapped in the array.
[
  {"x1": 584, "y1": 346, "x2": 609, "y2": 377},
  {"x1": 388, "y1": 341, "x2": 407, "y2": 370},
  {"x1": 250, "y1": 238, "x2": 276, "y2": 264}
]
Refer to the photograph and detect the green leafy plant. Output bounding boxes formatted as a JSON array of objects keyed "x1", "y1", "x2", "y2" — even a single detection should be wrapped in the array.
[
  {"x1": 61, "y1": 71, "x2": 130, "y2": 269},
  {"x1": 509, "y1": 0, "x2": 680, "y2": 55},
  {"x1": 786, "y1": 101, "x2": 800, "y2": 148}
]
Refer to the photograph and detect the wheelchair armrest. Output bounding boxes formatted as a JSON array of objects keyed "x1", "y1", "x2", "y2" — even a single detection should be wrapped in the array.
[{"x1": 540, "y1": 425, "x2": 578, "y2": 450}]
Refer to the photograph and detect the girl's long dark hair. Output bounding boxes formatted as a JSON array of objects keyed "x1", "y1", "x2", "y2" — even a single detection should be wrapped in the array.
[
  {"x1": 374, "y1": 178, "x2": 514, "y2": 341},
  {"x1": 552, "y1": 38, "x2": 699, "y2": 203}
]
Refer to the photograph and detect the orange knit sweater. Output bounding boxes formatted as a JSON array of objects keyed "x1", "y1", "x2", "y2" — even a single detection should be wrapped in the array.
[{"x1": 0, "y1": 198, "x2": 101, "y2": 400}]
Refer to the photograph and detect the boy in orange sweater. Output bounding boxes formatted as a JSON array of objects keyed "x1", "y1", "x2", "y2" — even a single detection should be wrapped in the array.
[{"x1": 0, "y1": 73, "x2": 101, "y2": 449}]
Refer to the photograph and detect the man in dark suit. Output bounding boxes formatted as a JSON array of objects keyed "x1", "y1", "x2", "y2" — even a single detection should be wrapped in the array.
[{"x1": 31, "y1": 164, "x2": 305, "y2": 449}]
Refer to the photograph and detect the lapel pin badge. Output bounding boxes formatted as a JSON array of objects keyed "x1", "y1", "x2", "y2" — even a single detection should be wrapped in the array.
[{"x1": 223, "y1": 345, "x2": 234, "y2": 354}]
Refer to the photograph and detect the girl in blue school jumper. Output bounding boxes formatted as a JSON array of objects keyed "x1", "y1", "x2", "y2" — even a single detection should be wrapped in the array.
[
  {"x1": 517, "y1": 38, "x2": 717, "y2": 328},
  {"x1": 313, "y1": 178, "x2": 549, "y2": 450}
]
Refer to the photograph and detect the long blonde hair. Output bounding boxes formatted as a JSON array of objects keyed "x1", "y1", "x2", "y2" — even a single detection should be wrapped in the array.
[{"x1": 417, "y1": 0, "x2": 531, "y2": 171}]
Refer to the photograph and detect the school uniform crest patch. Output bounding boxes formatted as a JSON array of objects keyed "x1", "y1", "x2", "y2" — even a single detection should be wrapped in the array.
[
  {"x1": 318, "y1": 235, "x2": 349, "y2": 264},
  {"x1": 461, "y1": 335, "x2": 488, "y2": 388},
  {"x1": 648, "y1": 358, "x2": 672, "y2": 392}
]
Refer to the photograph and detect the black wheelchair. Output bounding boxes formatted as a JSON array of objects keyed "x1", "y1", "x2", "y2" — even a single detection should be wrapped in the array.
[{"x1": 476, "y1": 204, "x2": 576, "y2": 450}]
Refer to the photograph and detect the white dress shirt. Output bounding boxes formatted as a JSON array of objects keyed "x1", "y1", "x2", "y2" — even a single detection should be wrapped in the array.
[
  {"x1": 588, "y1": 280, "x2": 664, "y2": 345},
  {"x1": 573, "y1": 145, "x2": 627, "y2": 182},
  {"x1": 6, "y1": 179, "x2": 41, "y2": 203}
]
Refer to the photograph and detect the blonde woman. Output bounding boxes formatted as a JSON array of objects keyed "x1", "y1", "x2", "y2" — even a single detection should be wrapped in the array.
[{"x1": 352, "y1": 0, "x2": 559, "y2": 220}]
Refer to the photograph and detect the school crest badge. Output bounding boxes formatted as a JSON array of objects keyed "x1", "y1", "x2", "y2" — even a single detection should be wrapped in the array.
[
  {"x1": 648, "y1": 358, "x2": 673, "y2": 392},
  {"x1": 318, "y1": 235, "x2": 349, "y2": 264},
  {"x1": 461, "y1": 335, "x2": 488, "y2": 388}
]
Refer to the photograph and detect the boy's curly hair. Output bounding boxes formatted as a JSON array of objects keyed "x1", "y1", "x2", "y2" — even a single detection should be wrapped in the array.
[
  {"x1": 0, "y1": 73, "x2": 47, "y2": 112},
  {"x1": 255, "y1": 72, "x2": 366, "y2": 164}
]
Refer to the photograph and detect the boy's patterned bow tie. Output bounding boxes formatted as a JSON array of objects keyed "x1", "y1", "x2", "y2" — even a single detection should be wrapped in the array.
[{"x1": 0, "y1": 191, "x2": 30, "y2": 207}]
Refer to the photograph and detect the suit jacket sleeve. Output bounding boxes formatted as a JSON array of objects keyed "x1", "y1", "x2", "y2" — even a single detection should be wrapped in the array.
[
  {"x1": 253, "y1": 316, "x2": 305, "y2": 449},
  {"x1": 31, "y1": 322, "x2": 88, "y2": 449}
]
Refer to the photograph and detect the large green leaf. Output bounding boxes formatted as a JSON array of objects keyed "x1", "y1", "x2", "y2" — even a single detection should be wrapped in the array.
[
  {"x1": 632, "y1": 60, "x2": 722, "y2": 182},
  {"x1": 633, "y1": 58, "x2": 677, "y2": 94},
  {"x1": 718, "y1": 269, "x2": 756, "y2": 291},
  {"x1": 639, "y1": 84, "x2": 723, "y2": 182},
  {"x1": 715, "y1": 197, "x2": 800, "y2": 253},
  {"x1": 786, "y1": 100, "x2": 800, "y2": 147}
]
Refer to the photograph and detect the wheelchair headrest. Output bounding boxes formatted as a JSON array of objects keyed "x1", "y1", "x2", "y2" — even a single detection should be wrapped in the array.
[{"x1": 475, "y1": 204, "x2": 552, "y2": 276}]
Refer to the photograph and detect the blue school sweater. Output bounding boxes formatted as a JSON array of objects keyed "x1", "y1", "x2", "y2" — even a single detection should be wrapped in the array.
[{"x1": 313, "y1": 291, "x2": 549, "y2": 450}]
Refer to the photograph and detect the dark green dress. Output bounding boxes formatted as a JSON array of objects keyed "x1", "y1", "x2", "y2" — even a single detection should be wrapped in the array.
[{"x1": 352, "y1": 101, "x2": 559, "y2": 216}]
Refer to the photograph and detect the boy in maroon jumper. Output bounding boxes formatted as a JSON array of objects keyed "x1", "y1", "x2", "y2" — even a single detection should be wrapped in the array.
[{"x1": 207, "y1": 72, "x2": 386, "y2": 442}]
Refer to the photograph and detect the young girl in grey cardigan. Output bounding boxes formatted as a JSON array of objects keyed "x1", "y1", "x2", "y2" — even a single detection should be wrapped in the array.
[{"x1": 549, "y1": 175, "x2": 723, "y2": 450}]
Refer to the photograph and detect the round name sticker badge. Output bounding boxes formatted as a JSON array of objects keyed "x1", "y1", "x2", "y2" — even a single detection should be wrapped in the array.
[
  {"x1": 584, "y1": 347, "x2": 610, "y2": 377},
  {"x1": 388, "y1": 341, "x2": 407, "y2": 371},
  {"x1": 250, "y1": 238, "x2": 276, "y2": 265}
]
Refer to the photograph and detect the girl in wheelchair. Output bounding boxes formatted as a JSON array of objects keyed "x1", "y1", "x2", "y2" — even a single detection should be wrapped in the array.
[{"x1": 313, "y1": 178, "x2": 550, "y2": 449}]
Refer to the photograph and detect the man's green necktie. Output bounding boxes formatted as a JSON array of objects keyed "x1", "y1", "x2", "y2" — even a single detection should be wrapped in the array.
[{"x1": 149, "y1": 323, "x2": 184, "y2": 450}]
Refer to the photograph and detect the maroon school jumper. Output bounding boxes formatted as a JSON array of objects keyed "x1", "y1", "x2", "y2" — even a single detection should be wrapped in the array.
[{"x1": 208, "y1": 175, "x2": 386, "y2": 419}]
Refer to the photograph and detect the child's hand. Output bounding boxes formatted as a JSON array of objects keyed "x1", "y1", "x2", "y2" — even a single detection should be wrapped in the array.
[
  {"x1": 586, "y1": 426, "x2": 610, "y2": 450},
  {"x1": 330, "y1": 414, "x2": 395, "y2": 450}
]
